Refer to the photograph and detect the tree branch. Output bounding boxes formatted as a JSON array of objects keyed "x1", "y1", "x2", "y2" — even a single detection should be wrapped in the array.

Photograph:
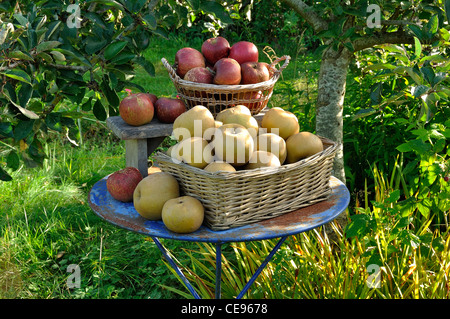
[
  {"x1": 353, "y1": 30, "x2": 415, "y2": 52},
  {"x1": 281, "y1": 0, "x2": 328, "y2": 33}
]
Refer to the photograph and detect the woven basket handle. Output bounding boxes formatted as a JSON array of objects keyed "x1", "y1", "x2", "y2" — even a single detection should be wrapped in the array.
[{"x1": 269, "y1": 55, "x2": 290, "y2": 75}]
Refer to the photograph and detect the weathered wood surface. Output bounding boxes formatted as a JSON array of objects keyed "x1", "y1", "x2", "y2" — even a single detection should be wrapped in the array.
[{"x1": 106, "y1": 116, "x2": 174, "y2": 140}]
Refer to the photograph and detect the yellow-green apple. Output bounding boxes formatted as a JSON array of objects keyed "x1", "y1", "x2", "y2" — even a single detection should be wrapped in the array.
[
  {"x1": 155, "y1": 97, "x2": 186, "y2": 124},
  {"x1": 220, "y1": 113, "x2": 259, "y2": 138},
  {"x1": 261, "y1": 107, "x2": 299, "y2": 140},
  {"x1": 201, "y1": 37, "x2": 230, "y2": 66},
  {"x1": 245, "y1": 150, "x2": 281, "y2": 170},
  {"x1": 166, "y1": 143, "x2": 183, "y2": 163},
  {"x1": 184, "y1": 66, "x2": 214, "y2": 84},
  {"x1": 241, "y1": 62, "x2": 270, "y2": 84},
  {"x1": 178, "y1": 136, "x2": 214, "y2": 169},
  {"x1": 213, "y1": 58, "x2": 241, "y2": 85},
  {"x1": 212, "y1": 123, "x2": 254, "y2": 167},
  {"x1": 119, "y1": 93, "x2": 154, "y2": 126},
  {"x1": 175, "y1": 47, "x2": 205, "y2": 78},
  {"x1": 215, "y1": 120, "x2": 223, "y2": 128},
  {"x1": 162, "y1": 196, "x2": 204, "y2": 233},
  {"x1": 204, "y1": 161, "x2": 236, "y2": 173},
  {"x1": 228, "y1": 41, "x2": 258, "y2": 64},
  {"x1": 216, "y1": 105, "x2": 251, "y2": 122},
  {"x1": 255, "y1": 132, "x2": 287, "y2": 164},
  {"x1": 286, "y1": 132, "x2": 324, "y2": 163},
  {"x1": 172, "y1": 105, "x2": 216, "y2": 141},
  {"x1": 106, "y1": 167, "x2": 143, "y2": 202},
  {"x1": 133, "y1": 172, "x2": 180, "y2": 220}
]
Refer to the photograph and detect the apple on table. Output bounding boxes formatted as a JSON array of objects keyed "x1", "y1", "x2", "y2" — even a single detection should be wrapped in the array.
[
  {"x1": 106, "y1": 167, "x2": 143, "y2": 202},
  {"x1": 155, "y1": 97, "x2": 187, "y2": 124},
  {"x1": 119, "y1": 93, "x2": 155, "y2": 126}
]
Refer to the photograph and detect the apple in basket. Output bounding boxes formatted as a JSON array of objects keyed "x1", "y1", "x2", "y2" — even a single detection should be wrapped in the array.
[
  {"x1": 154, "y1": 97, "x2": 187, "y2": 124},
  {"x1": 212, "y1": 123, "x2": 254, "y2": 167},
  {"x1": 261, "y1": 107, "x2": 300, "y2": 140},
  {"x1": 201, "y1": 36, "x2": 231, "y2": 66},
  {"x1": 184, "y1": 66, "x2": 214, "y2": 84},
  {"x1": 119, "y1": 93, "x2": 154, "y2": 126},
  {"x1": 175, "y1": 47, "x2": 205, "y2": 78},
  {"x1": 240, "y1": 62, "x2": 270, "y2": 84},
  {"x1": 229, "y1": 41, "x2": 259, "y2": 65},
  {"x1": 286, "y1": 132, "x2": 323, "y2": 164},
  {"x1": 213, "y1": 58, "x2": 241, "y2": 85}
]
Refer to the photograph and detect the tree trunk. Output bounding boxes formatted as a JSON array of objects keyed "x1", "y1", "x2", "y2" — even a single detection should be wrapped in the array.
[{"x1": 316, "y1": 47, "x2": 352, "y2": 230}]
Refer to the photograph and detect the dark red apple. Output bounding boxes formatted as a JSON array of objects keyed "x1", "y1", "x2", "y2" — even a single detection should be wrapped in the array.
[
  {"x1": 240, "y1": 90, "x2": 264, "y2": 111},
  {"x1": 106, "y1": 167, "x2": 143, "y2": 202},
  {"x1": 241, "y1": 62, "x2": 270, "y2": 84},
  {"x1": 175, "y1": 47, "x2": 205, "y2": 78},
  {"x1": 155, "y1": 97, "x2": 187, "y2": 123},
  {"x1": 144, "y1": 93, "x2": 158, "y2": 105},
  {"x1": 201, "y1": 37, "x2": 230, "y2": 66},
  {"x1": 213, "y1": 58, "x2": 241, "y2": 85},
  {"x1": 228, "y1": 41, "x2": 258, "y2": 65},
  {"x1": 184, "y1": 67, "x2": 214, "y2": 84},
  {"x1": 119, "y1": 93, "x2": 154, "y2": 126}
]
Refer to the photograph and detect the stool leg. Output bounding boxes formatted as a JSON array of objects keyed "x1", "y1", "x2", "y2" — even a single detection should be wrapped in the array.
[
  {"x1": 125, "y1": 139, "x2": 148, "y2": 177},
  {"x1": 236, "y1": 236, "x2": 288, "y2": 299}
]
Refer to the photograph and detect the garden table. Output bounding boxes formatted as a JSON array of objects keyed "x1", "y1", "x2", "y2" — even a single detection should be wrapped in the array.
[{"x1": 88, "y1": 175, "x2": 350, "y2": 299}]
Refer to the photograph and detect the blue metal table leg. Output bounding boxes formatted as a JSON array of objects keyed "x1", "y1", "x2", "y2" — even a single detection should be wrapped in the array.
[
  {"x1": 236, "y1": 235, "x2": 288, "y2": 299},
  {"x1": 215, "y1": 243, "x2": 222, "y2": 299},
  {"x1": 151, "y1": 236, "x2": 201, "y2": 299}
]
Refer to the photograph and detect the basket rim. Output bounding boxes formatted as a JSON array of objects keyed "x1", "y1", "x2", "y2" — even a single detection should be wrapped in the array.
[
  {"x1": 154, "y1": 136, "x2": 338, "y2": 180},
  {"x1": 161, "y1": 55, "x2": 290, "y2": 91}
]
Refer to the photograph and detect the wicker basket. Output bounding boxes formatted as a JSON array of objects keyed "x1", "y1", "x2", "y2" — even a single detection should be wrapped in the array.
[
  {"x1": 162, "y1": 55, "x2": 290, "y2": 117},
  {"x1": 154, "y1": 136, "x2": 338, "y2": 231}
]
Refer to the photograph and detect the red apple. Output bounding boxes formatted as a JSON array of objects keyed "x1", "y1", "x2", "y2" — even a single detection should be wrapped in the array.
[
  {"x1": 201, "y1": 37, "x2": 231, "y2": 66},
  {"x1": 144, "y1": 93, "x2": 158, "y2": 105},
  {"x1": 175, "y1": 47, "x2": 205, "y2": 78},
  {"x1": 229, "y1": 41, "x2": 258, "y2": 65},
  {"x1": 106, "y1": 167, "x2": 143, "y2": 202},
  {"x1": 213, "y1": 58, "x2": 241, "y2": 85},
  {"x1": 240, "y1": 90, "x2": 264, "y2": 111},
  {"x1": 155, "y1": 97, "x2": 187, "y2": 123},
  {"x1": 119, "y1": 93, "x2": 154, "y2": 126},
  {"x1": 184, "y1": 67, "x2": 214, "y2": 84},
  {"x1": 241, "y1": 62, "x2": 270, "y2": 84}
]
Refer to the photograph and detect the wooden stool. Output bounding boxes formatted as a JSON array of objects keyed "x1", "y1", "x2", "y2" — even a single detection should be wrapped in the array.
[{"x1": 107, "y1": 116, "x2": 173, "y2": 177}]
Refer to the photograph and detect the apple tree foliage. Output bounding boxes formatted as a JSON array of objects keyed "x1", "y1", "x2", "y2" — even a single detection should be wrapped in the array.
[{"x1": 0, "y1": 0, "x2": 231, "y2": 181}]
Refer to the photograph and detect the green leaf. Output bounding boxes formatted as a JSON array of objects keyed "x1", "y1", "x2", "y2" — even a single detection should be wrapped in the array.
[
  {"x1": 200, "y1": 0, "x2": 233, "y2": 24},
  {"x1": 36, "y1": 41, "x2": 61, "y2": 54},
  {"x1": 0, "y1": 122, "x2": 14, "y2": 138},
  {"x1": 7, "y1": 51, "x2": 34, "y2": 62},
  {"x1": 1, "y1": 68, "x2": 31, "y2": 84},
  {"x1": 6, "y1": 150, "x2": 20, "y2": 171},
  {"x1": 445, "y1": 0, "x2": 450, "y2": 24},
  {"x1": 45, "y1": 112, "x2": 63, "y2": 132},
  {"x1": 408, "y1": 25, "x2": 423, "y2": 39},
  {"x1": 386, "y1": 189, "x2": 400, "y2": 204},
  {"x1": 426, "y1": 14, "x2": 439, "y2": 37},
  {"x1": 18, "y1": 83, "x2": 33, "y2": 108},
  {"x1": 110, "y1": 52, "x2": 135, "y2": 65},
  {"x1": 414, "y1": 37, "x2": 422, "y2": 58},
  {"x1": 412, "y1": 85, "x2": 429, "y2": 98},
  {"x1": 100, "y1": 76, "x2": 119, "y2": 108},
  {"x1": 93, "y1": 99, "x2": 107, "y2": 121},
  {"x1": 134, "y1": 56, "x2": 155, "y2": 77},
  {"x1": 0, "y1": 166, "x2": 12, "y2": 182},
  {"x1": 141, "y1": 13, "x2": 157, "y2": 30},
  {"x1": 345, "y1": 214, "x2": 370, "y2": 238},
  {"x1": 14, "y1": 120, "x2": 35, "y2": 141},
  {"x1": 104, "y1": 41, "x2": 128, "y2": 60},
  {"x1": 396, "y1": 142, "x2": 412, "y2": 153}
]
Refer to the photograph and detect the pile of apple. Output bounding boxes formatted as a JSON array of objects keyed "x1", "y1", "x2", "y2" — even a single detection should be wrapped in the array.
[
  {"x1": 106, "y1": 166, "x2": 205, "y2": 234},
  {"x1": 167, "y1": 104, "x2": 324, "y2": 172},
  {"x1": 175, "y1": 37, "x2": 271, "y2": 85}
]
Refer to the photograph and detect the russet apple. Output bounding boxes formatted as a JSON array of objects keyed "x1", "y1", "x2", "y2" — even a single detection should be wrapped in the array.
[
  {"x1": 106, "y1": 167, "x2": 143, "y2": 202},
  {"x1": 255, "y1": 133, "x2": 287, "y2": 164},
  {"x1": 220, "y1": 112, "x2": 259, "y2": 138},
  {"x1": 228, "y1": 41, "x2": 258, "y2": 65},
  {"x1": 241, "y1": 62, "x2": 270, "y2": 84},
  {"x1": 162, "y1": 196, "x2": 204, "y2": 234},
  {"x1": 175, "y1": 47, "x2": 205, "y2": 78},
  {"x1": 184, "y1": 66, "x2": 214, "y2": 84},
  {"x1": 172, "y1": 105, "x2": 216, "y2": 142},
  {"x1": 204, "y1": 161, "x2": 236, "y2": 173},
  {"x1": 119, "y1": 93, "x2": 154, "y2": 126},
  {"x1": 133, "y1": 172, "x2": 180, "y2": 220},
  {"x1": 245, "y1": 150, "x2": 281, "y2": 170},
  {"x1": 286, "y1": 132, "x2": 324, "y2": 163},
  {"x1": 261, "y1": 107, "x2": 299, "y2": 140},
  {"x1": 155, "y1": 97, "x2": 186, "y2": 124},
  {"x1": 213, "y1": 58, "x2": 241, "y2": 85},
  {"x1": 178, "y1": 136, "x2": 214, "y2": 169},
  {"x1": 212, "y1": 123, "x2": 254, "y2": 167},
  {"x1": 201, "y1": 37, "x2": 230, "y2": 66},
  {"x1": 216, "y1": 105, "x2": 251, "y2": 123}
]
